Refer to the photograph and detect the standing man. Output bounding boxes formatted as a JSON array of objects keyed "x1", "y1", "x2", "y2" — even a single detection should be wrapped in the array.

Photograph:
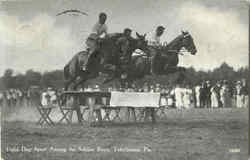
[
  {"x1": 200, "y1": 81, "x2": 207, "y2": 108},
  {"x1": 205, "y1": 81, "x2": 212, "y2": 108},
  {"x1": 220, "y1": 80, "x2": 231, "y2": 108},
  {"x1": 211, "y1": 82, "x2": 221, "y2": 108},
  {"x1": 235, "y1": 81, "x2": 243, "y2": 108},
  {"x1": 92, "y1": 12, "x2": 108, "y2": 38},
  {"x1": 240, "y1": 79, "x2": 248, "y2": 108},
  {"x1": 195, "y1": 83, "x2": 201, "y2": 108},
  {"x1": 172, "y1": 84, "x2": 184, "y2": 109}
]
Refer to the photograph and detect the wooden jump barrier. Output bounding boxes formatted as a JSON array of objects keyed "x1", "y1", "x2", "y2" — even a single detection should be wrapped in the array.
[{"x1": 57, "y1": 91, "x2": 168, "y2": 125}]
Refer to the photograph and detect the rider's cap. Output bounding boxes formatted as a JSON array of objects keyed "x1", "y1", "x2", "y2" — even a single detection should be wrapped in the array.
[
  {"x1": 87, "y1": 33, "x2": 98, "y2": 41},
  {"x1": 124, "y1": 28, "x2": 132, "y2": 33},
  {"x1": 99, "y1": 12, "x2": 107, "y2": 18},
  {"x1": 157, "y1": 25, "x2": 165, "y2": 31}
]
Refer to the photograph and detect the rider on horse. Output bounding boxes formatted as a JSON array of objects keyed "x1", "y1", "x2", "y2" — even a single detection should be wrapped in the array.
[
  {"x1": 116, "y1": 28, "x2": 133, "y2": 73},
  {"x1": 92, "y1": 12, "x2": 108, "y2": 38},
  {"x1": 146, "y1": 25, "x2": 166, "y2": 74},
  {"x1": 147, "y1": 25, "x2": 166, "y2": 47},
  {"x1": 80, "y1": 33, "x2": 100, "y2": 72}
]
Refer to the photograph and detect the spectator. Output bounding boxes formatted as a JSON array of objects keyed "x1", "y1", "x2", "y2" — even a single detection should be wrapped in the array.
[
  {"x1": 183, "y1": 85, "x2": 193, "y2": 109},
  {"x1": 210, "y1": 82, "x2": 220, "y2": 108},
  {"x1": 172, "y1": 84, "x2": 184, "y2": 109},
  {"x1": 241, "y1": 79, "x2": 248, "y2": 108},
  {"x1": 200, "y1": 82, "x2": 207, "y2": 108},
  {"x1": 194, "y1": 83, "x2": 201, "y2": 108},
  {"x1": 205, "y1": 81, "x2": 212, "y2": 108},
  {"x1": 235, "y1": 81, "x2": 243, "y2": 108},
  {"x1": 220, "y1": 81, "x2": 231, "y2": 108}
]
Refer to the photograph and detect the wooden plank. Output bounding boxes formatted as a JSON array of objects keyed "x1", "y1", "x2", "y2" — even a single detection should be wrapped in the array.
[
  {"x1": 62, "y1": 91, "x2": 168, "y2": 98},
  {"x1": 62, "y1": 91, "x2": 111, "y2": 98}
]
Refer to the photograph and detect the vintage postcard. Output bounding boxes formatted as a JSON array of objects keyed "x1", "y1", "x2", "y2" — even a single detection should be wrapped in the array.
[{"x1": 0, "y1": 0, "x2": 248, "y2": 159}]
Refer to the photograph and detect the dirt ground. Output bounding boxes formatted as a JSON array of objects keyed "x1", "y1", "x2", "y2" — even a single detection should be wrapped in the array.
[{"x1": 1, "y1": 107, "x2": 248, "y2": 160}]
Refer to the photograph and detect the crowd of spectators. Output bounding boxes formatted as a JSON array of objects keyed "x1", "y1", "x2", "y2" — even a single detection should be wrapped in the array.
[{"x1": 0, "y1": 78, "x2": 248, "y2": 109}]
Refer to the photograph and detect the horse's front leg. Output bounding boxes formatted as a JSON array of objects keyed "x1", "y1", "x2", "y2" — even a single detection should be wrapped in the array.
[
  {"x1": 73, "y1": 76, "x2": 87, "y2": 90},
  {"x1": 73, "y1": 72, "x2": 99, "y2": 89},
  {"x1": 65, "y1": 77, "x2": 76, "y2": 91},
  {"x1": 101, "y1": 64, "x2": 119, "y2": 84}
]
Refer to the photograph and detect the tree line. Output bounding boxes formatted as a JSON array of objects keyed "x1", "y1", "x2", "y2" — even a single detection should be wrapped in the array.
[{"x1": 0, "y1": 62, "x2": 248, "y2": 90}]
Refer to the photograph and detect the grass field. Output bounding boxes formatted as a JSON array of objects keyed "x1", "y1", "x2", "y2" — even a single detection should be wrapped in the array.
[{"x1": 1, "y1": 106, "x2": 248, "y2": 160}]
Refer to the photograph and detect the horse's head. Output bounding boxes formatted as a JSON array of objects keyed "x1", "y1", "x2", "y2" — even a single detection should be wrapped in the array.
[
  {"x1": 134, "y1": 32, "x2": 148, "y2": 52},
  {"x1": 180, "y1": 31, "x2": 197, "y2": 55}
]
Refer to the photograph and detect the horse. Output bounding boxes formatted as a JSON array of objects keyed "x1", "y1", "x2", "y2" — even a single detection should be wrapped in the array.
[
  {"x1": 128, "y1": 31, "x2": 197, "y2": 80},
  {"x1": 63, "y1": 32, "x2": 148, "y2": 90},
  {"x1": 64, "y1": 49, "x2": 102, "y2": 90},
  {"x1": 100, "y1": 32, "x2": 148, "y2": 83}
]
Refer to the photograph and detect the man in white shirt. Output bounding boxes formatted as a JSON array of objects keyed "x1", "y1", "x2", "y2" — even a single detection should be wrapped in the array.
[
  {"x1": 235, "y1": 81, "x2": 243, "y2": 108},
  {"x1": 80, "y1": 33, "x2": 99, "y2": 71},
  {"x1": 183, "y1": 85, "x2": 193, "y2": 109},
  {"x1": 172, "y1": 84, "x2": 184, "y2": 109},
  {"x1": 147, "y1": 25, "x2": 165, "y2": 47},
  {"x1": 146, "y1": 26, "x2": 165, "y2": 74},
  {"x1": 195, "y1": 84, "x2": 201, "y2": 108},
  {"x1": 92, "y1": 12, "x2": 108, "y2": 38}
]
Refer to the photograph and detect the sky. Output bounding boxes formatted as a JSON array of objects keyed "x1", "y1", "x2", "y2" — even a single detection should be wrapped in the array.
[{"x1": 0, "y1": 0, "x2": 249, "y2": 76}]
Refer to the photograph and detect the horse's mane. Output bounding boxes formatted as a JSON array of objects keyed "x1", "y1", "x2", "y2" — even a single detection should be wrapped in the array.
[
  {"x1": 99, "y1": 33, "x2": 123, "y2": 48},
  {"x1": 105, "y1": 33, "x2": 123, "y2": 40},
  {"x1": 166, "y1": 34, "x2": 183, "y2": 49}
]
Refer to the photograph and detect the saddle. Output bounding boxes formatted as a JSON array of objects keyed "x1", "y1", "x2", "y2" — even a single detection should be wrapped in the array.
[{"x1": 132, "y1": 49, "x2": 148, "y2": 58}]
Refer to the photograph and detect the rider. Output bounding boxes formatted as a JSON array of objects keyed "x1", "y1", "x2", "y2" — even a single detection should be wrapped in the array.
[
  {"x1": 92, "y1": 12, "x2": 108, "y2": 38},
  {"x1": 116, "y1": 28, "x2": 133, "y2": 78},
  {"x1": 116, "y1": 28, "x2": 133, "y2": 65},
  {"x1": 81, "y1": 33, "x2": 100, "y2": 71},
  {"x1": 147, "y1": 25, "x2": 166, "y2": 48},
  {"x1": 146, "y1": 25, "x2": 166, "y2": 74}
]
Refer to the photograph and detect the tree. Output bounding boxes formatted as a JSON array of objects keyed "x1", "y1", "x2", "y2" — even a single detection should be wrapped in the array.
[
  {"x1": 25, "y1": 69, "x2": 42, "y2": 88},
  {"x1": 13, "y1": 74, "x2": 26, "y2": 89},
  {"x1": 212, "y1": 62, "x2": 236, "y2": 81},
  {"x1": 40, "y1": 70, "x2": 64, "y2": 88},
  {"x1": 2, "y1": 68, "x2": 14, "y2": 89}
]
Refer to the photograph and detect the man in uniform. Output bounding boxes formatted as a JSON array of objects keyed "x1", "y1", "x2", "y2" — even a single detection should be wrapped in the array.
[
  {"x1": 77, "y1": 33, "x2": 102, "y2": 123},
  {"x1": 116, "y1": 28, "x2": 133, "y2": 69},
  {"x1": 146, "y1": 26, "x2": 166, "y2": 74},
  {"x1": 113, "y1": 28, "x2": 133, "y2": 85},
  {"x1": 147, "y1": 25, "x2": 166, "y2": 47},
  {"x1": 80, "y1": 33, "x2": 100, "y2": 72},
  {"x1": 92, "y1": 12, "x2": 108, "y2": 38}
]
